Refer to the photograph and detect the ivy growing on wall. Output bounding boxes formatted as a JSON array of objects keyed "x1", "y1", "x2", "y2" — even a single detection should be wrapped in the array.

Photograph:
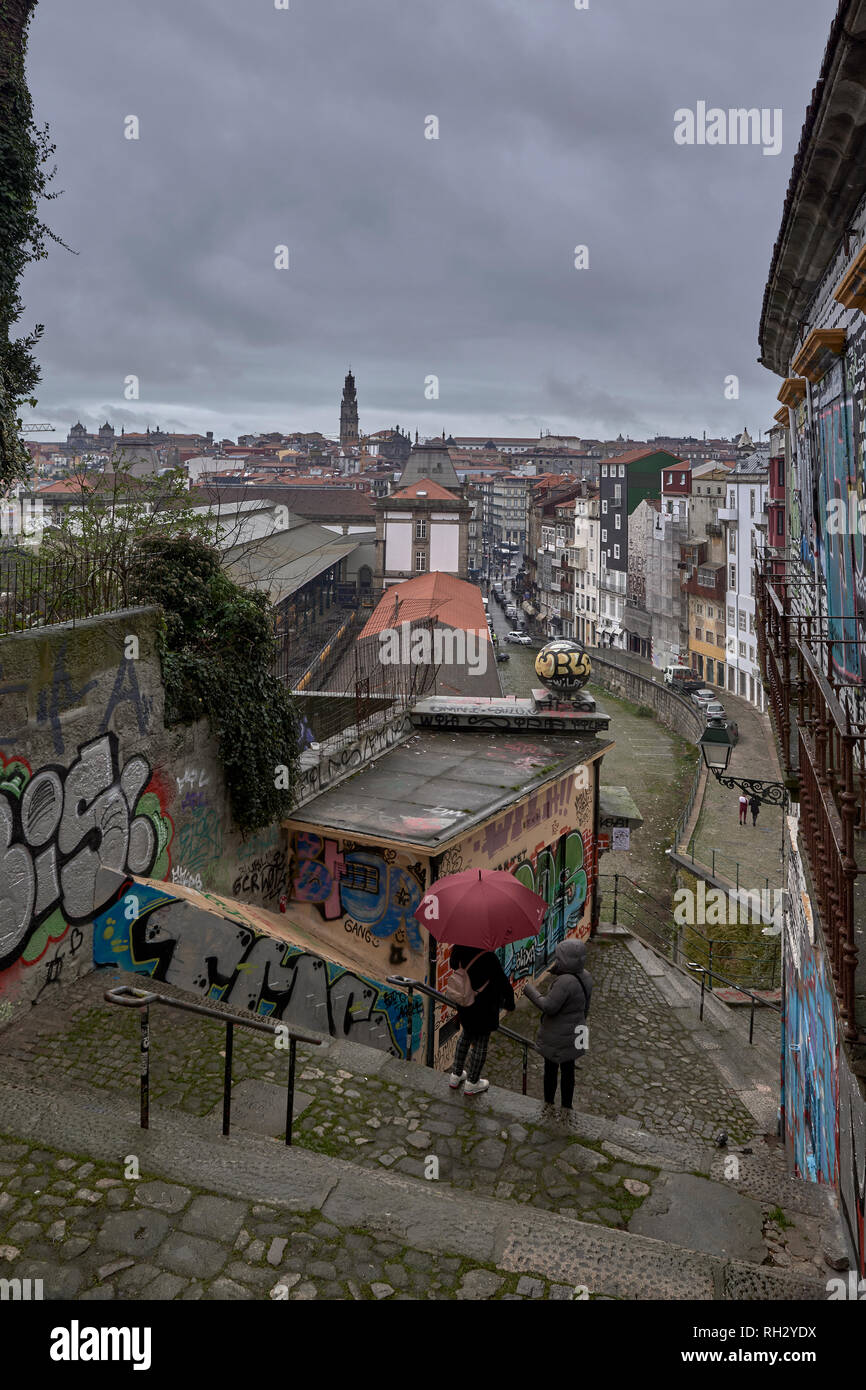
[
  {"x1": 0, "y1": 1, "x2": 70, "y2": 489},
  {"x1": 137, "y1": 536, "x2": 301, "y2": 834}
]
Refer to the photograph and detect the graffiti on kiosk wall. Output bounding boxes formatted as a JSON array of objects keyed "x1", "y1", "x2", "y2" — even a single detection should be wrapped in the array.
[
  {"x1": 93, "y1": 876, "x2": 422, "y2": 1057},
  {"x1": 0, "y1": 735, "x2": 173, "y2": 984},
  {"x1": 289, "y1": 832, "x2": 425, "y2": 963}
]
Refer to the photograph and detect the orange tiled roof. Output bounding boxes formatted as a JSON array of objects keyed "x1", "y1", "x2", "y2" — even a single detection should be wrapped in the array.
[
  {"x1": 389, "y1": 477, "x2": 459, "y2": 501},
  {"x1": 360, "y1": 572, "x2": 489, "y2": 640}
]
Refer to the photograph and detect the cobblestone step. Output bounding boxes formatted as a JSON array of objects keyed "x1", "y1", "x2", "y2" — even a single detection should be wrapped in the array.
[{"x1": 0, "y1": 1070, "x2": 833, "y2": 1301}]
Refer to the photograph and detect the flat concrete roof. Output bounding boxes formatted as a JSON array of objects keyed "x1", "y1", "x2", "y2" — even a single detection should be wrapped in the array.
[{"x1": 286, "y1": 727, "x2": 613, "y2": 850}]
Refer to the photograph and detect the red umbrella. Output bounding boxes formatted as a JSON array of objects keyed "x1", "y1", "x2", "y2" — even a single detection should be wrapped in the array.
[{"x1": 414, "y1": 867, "x2": 548, "y2": 950}]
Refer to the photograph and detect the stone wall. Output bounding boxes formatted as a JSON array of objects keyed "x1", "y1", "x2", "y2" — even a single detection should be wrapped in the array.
[
  {"x1": 588, "y1": 654, "x2": 704, "y2": 743},
  {"x1": 0, "y1": 607, "x2": 287, "y2": 1024}
]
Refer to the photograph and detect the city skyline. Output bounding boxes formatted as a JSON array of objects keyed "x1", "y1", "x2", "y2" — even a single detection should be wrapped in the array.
[{"x1": 21, "y1": 0, "x2": 837, "y2": 442}]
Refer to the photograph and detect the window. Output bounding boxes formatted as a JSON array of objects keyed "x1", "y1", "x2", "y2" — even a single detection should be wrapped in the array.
[
  {"x1": 680, "y1": 473, "x2": 686, "y2": 485},
  {"x1": 727, "y1": 606, "x2": 735, "y2": 625},
  {"x1": 667, "y1": 472, "x2": 673, "y2": 484},
  {"x1": 614, "y1": 513, "x2": 621, "y2": 530},
  {"x1": 739, "y1": 641, "x2": 746, "y2": 658},
  {"x1": 750, "y1": 490, "x2": 755, "y2": 517},
  {"x1": 619, "y1": 464, "x2": 625, "y2": 477},
  {"x1": 613, "y1": 544, "x2": 620, "y2": 560},
  {"x1": 601, "y1": 464, "x2": 608, "y2": 478},
  {"x1": 717, "y1": 633, "x2": 726, "y2": 649},
  {"x1": 695, "y1": 627, "x2": 703, "y2": 641},
  {"x1": 729, "y1": 564, "x2": 736, "y2": 589},
  {"x1": 415, "y1": 518, "x2": 427, "y2": 539},
  {"x1": 750, "y1": 571, "x2": 755, "y2": 596},
  {"x1": 729, "y1": 531, "x2": 736, "y2": 554},
  {"x1": 696, "y1": 602, "x2": 704, "y2": 616},
  {"x1": 776, "y1": 509, "x2": 783, "y2": 537},
  {"x1": 415, "y1": 551, "x2": 428, "y2": 572},
  {"x1": 738, "y1": 612, "x2": 746, "y2": 631},
  {"x1": 601, "y1": 529, "x2": 607, "y2": 543},
  {"x1": 729, "y1": 492, "x2": 735, "y2": 509},
  {"x1": 602, "y1": 499, "x2": 608, "y2": 515}
]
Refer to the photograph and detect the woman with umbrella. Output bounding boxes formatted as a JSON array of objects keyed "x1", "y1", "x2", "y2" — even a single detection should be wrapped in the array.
[
  {"x1": 446, "y1": 944, "x2": 515, "y2": 1095},
  {"x1": 414, "y1": 867, "x2": 548, "y2": 1097}
]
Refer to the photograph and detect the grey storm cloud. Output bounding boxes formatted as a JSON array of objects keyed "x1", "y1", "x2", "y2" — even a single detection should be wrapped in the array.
[{"x1": 21, "y1": 0, "x2": 838, "y2": 443}]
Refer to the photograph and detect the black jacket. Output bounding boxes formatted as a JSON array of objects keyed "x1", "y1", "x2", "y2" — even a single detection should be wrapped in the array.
[{"x1": 449, "y1": 945, "x2": 515, "y2": 1037}]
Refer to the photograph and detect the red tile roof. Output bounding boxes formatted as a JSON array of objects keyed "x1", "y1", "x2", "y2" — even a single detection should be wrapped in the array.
[
  {"x1": 360, "y1": 572, "x2": 489, "y2": 640},
  {"x1": 389, "y1": 477, "x2": 459, "y2": 501}
]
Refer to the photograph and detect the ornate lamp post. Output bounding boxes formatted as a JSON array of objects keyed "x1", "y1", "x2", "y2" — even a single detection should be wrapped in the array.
[{"x1": 698, "y1": 719, "x2": 793, "y2": 808}]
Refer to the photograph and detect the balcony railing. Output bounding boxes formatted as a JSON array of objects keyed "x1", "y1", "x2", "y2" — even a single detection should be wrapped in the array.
[{"x1": 757, "y1": 556, "x2": 866, "y2": 1040}]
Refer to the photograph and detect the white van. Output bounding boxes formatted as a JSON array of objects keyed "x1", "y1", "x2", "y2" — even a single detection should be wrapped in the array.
[{"x1": 663, "y1": 664, "x2": 694, "y2": 687}]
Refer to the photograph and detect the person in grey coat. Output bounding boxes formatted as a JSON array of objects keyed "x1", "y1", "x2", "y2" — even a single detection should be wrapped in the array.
[{"x1": 523, "y1": 938, "x2": 592, "y2": 1110}]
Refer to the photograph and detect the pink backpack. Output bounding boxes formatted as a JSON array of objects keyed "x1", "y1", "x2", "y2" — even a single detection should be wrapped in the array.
[{"x1": 445, "y1": 951, "x2": 489, "y2": 1008}]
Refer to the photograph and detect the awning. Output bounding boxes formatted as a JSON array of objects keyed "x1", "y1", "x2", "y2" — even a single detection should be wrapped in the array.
[{"x1": 522, "y1": 602, "x2": 536, "y2": 615}]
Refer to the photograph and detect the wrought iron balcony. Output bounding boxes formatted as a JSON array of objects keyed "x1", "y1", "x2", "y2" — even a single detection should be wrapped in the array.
[{"x1": 757, "y1": 555, "x2": 866, "y2": 1041}]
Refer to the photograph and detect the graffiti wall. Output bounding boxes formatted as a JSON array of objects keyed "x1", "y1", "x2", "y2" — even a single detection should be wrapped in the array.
[
  {"x1": 782, "y1": 836, "x2": 838, "y2": 1186},
  {"x1": 433, "y1": 758, "x2": 599, "y2": 1063},
  {"x1": 795, "y1": 320, "x2": 866, "y2": 681},
  {"x1": 0, "y1": 609, "x2": 287, "y2": 1023},
  {"x1": 93, "y1": 871, "x2": 422, "y2": 1058},
  {"x1": 285, "y1": 829, "x2": 428, "y2": 982}
]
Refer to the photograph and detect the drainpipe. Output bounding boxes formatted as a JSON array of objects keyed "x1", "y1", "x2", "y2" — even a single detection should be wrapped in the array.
[
  {"x1": 425, "y1": 855, "x2": 440, "y2": 1069},
  {"x1": 591, "y1": 759, "x2": 601, "y2": 938}
]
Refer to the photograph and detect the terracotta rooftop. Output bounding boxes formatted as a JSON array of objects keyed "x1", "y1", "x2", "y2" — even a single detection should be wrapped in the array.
[
  {"x1": 360, "y1": 571, "x2": 489, "y2": 640},
  {"x1": 389, "y1": 477, "x2": 459, "y2": 502}
]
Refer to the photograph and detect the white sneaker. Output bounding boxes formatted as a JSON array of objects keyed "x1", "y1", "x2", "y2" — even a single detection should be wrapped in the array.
[
  {"x1": 449, "y1": 1071, "x2": 467, "y2": 1089},
  {"x1": 464, "y1": 1078, "x2": 489, "y2": 1095}
]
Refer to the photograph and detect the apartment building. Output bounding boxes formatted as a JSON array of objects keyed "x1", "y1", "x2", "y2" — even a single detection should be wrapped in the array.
[
  {"x1": 572, "y1": 491, "x2": 600, "y2": 648},
  {"x1": 719, "y1": 455, "x2": 769, "y2": 707}
]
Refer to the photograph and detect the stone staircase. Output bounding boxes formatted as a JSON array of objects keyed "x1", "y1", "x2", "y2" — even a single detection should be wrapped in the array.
[{"x1": 0, "y1": 1004, "x2": 846, "y2": 1301}]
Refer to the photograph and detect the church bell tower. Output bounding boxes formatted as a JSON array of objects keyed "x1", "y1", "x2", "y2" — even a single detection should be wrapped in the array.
[{"x1": 340, "y1": 370, "x2": 359, "y2": 451}]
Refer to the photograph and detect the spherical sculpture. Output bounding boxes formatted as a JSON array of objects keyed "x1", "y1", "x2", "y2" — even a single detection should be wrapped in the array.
[{"x1": 535, "y1": 638, "x2": 592, "y2": 693}]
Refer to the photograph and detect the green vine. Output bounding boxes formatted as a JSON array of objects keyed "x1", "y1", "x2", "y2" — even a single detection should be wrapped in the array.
[
  {"x1": 136, "y1": 537, "x2": 301, "y2": 834},
  {"x1": 0, "y1": 1, "x2": 71, "y2": 490}
]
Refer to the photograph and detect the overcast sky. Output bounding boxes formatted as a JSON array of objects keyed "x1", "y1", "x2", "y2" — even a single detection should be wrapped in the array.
[{"x1": 21, "y1": 0, "x2": 837, "y2": 446}]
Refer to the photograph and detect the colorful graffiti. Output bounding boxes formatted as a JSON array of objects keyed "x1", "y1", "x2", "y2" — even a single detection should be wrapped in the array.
[
  {"x1": 93, "y1": 875, "x2": 420, "y2": 1056},
  {"x1": 289, "y1": 833, "x2": 424, "y2": 955},
  {"x1": 783, "y1": 849, "x2": 838, "y2": 1186},
  {"x1": 502, "y1": 830, "x2": 588, "y2": 980},
  {"x1": 839, "y1": 1048, "x2": 866, "y2": 1276},
  {"x1": 0, "y1": 736, "x2": 173, "y2": 976}
]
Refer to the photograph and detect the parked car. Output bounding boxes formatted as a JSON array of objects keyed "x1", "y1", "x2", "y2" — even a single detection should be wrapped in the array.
[
  {"x1": 496, "y1": 651, "x2": 510, "y2": 663},
  {"x1": 705, "y1": 701, "x2": 726, "y2": 721},
  {"x1": 506, "y1": 630, "x2": 532, "y2": 645},
  {"x1": 691, "y1": 688, "x2": 717, "y2": 709}
]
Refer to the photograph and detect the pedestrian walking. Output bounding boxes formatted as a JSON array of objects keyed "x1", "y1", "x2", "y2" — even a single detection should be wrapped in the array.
[
  {"x1": 749, "y1": 794, "x2": 760, "y2": 827},
  {"x1": 446, "y1": 944, "x2": 515, "y2": 1096},
  {"x1": 523, "y1": 939, "x2": 593, "y2": 1111},
  {"x1": 738, "y1": 793, "x2": 748, "y2": 825}
]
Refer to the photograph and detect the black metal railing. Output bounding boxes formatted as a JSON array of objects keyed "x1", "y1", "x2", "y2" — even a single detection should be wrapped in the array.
[
  {"x1": 598, "y1": 873, "x2": 780, "y2": 1033},
  {"x1": 386, "y1": 974, "x2": 540, "y2": 1095},
  {"x1": 0, "y1": 545, "x2": 158, "y2": 634},
  {"x1": 104, "y1": 985, "x2": 321, "y2": 1145}
]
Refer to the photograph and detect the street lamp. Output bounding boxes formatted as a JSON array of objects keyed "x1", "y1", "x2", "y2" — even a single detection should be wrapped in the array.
[{"x1": 698, "y1": 719, "x2": 793, "y2": 807}]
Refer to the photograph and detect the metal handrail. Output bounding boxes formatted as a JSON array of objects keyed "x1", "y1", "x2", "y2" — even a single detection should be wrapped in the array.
[
  {"x1": 687, "y1": 962, "x2": 781, "y2": 1045},
  {"x1": 104, "y1": 985, "x2": 321, "y2": 1145},
  {"x1": 597, "y1": 875, "x2": 780, "y2": 1040},
  {"x1": 386, "y1": 974, "x2": 540, "y2": 1095}
]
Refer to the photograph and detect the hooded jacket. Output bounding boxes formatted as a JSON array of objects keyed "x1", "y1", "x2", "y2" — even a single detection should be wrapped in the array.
[{"x1": 523, "y1": 939, "x2": 593, "y2": 1064}]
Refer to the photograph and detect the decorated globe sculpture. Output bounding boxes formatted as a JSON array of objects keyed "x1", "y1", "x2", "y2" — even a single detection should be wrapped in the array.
[{"x1": 534, "y1": 638, "x2": 592, "y2": 694}]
